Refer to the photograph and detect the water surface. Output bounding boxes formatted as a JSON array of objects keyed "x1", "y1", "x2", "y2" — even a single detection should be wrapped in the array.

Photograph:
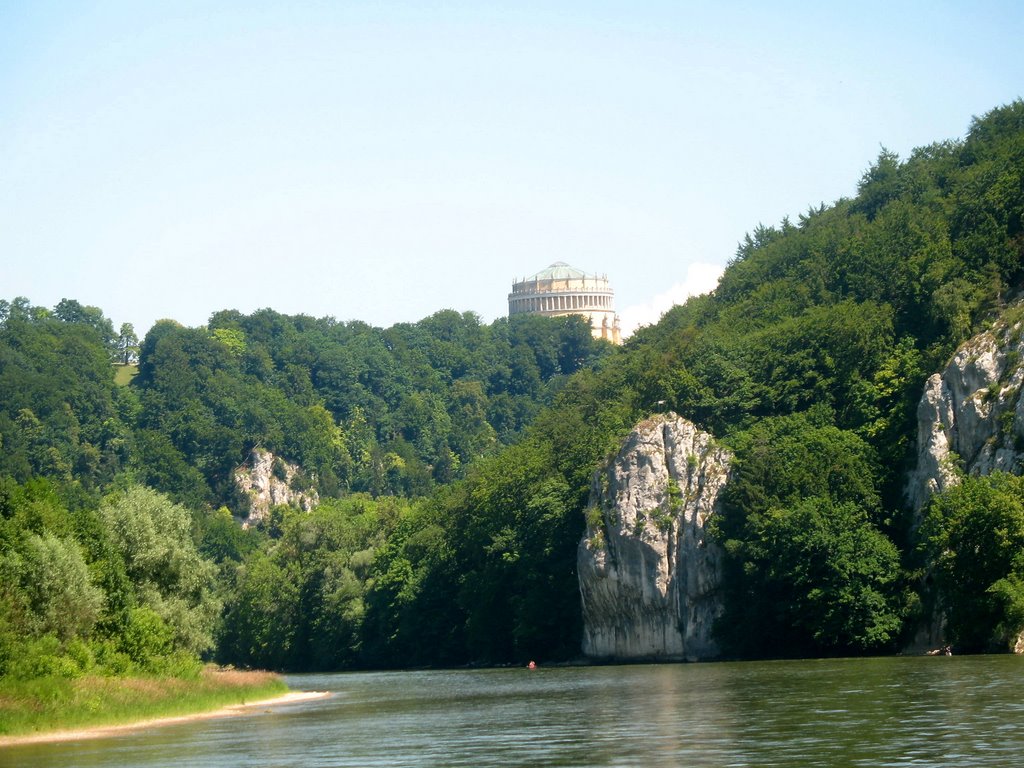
[{"x1": 5, "y1": 656, "x2": 1024, "y2": 767}]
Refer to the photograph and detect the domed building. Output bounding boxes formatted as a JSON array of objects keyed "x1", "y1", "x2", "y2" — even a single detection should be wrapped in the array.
[{"x1": 508, "y1": 262, "x2": 622, "y2": 344}]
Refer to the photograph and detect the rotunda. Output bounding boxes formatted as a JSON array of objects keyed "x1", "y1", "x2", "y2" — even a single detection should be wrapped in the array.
[{"x1": 508, "y1": 262, "x2": 622, "y2": 344}]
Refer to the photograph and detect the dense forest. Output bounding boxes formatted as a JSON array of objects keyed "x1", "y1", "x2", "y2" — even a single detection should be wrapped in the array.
[{"x1": 2, "y1": 100, "x2": 1023, "y2": 678}]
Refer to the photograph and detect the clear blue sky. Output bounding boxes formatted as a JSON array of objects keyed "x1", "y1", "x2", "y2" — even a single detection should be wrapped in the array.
[{"x1": 2, "y1": 1, "x2": 1022, "y2": 336}]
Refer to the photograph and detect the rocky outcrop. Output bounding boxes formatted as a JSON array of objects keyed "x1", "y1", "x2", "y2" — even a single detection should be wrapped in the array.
[
  {"x1": 906, "y1": 308, "x2": 1024, "y2": 513},
  {"x1": 905, "y1": 306, "x2": 1024, "y2": 653},
  {"x1": 233, "y1": 447, "x2": 319, "y2": 528},
  {"x1": 578, "y1": 413, "x2": 731, "y2": 661}
]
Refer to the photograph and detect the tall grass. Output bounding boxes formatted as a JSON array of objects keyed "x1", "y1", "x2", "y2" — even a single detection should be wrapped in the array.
[{"x1": 0, "y1": 667, "x2": 287, "y2": 737}]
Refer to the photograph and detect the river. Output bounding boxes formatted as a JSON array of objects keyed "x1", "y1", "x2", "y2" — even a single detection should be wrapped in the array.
[{"x1": 4, "y1": 656, "x2": 1024, "y2": 767}]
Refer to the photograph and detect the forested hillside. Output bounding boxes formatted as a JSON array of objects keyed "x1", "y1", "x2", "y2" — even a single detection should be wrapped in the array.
[
  {"x1": 0, "y1": 303, "x2": 610, "y2": 674},
  {"x1": 132, "y1": 308, "x2": 608, "y2": 506},
  {"x1": 2, "y1": 100, "x2": 1023, "y2": 676},
  {"x1": 1, "y1": 304, "x2": 608, "y2": 506},
  {"x1": 336, "y1": 99, "x2": 1024, "y2": 665}
]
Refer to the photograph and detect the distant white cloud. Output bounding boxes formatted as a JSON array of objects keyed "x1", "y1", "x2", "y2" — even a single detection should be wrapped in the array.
[{"x1": 619, "y1": 262, "x2": 725, "y2": 338}]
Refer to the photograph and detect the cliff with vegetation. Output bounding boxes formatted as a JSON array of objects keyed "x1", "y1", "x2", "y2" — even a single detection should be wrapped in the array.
[
  {"x1": 578, "y1": 414, "x2": 729, "y2": 661},
  {"x1": 233, "y1": 447, "x2": 320, "y2": 528},
  {"x1": 2, "y1": 100, "x2": 1024, "y2": 675},
  {"x1": 907, "y1": 303, "x2": 1024, "y2": 512},
  {"x1": 906, "y1": 304, "x2": 1024, "y2": 652}
]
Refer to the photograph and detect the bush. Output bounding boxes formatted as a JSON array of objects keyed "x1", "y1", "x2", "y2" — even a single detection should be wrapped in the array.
[
  {"x1": 91, "y1": 639, "x2": 133, "y2": 676},
  {"x1": 119, "y1": 607, "x2": 174, "y2": 670},
  {"x1": 6, "y1": 636, "x2": 83, "y2": 680}
]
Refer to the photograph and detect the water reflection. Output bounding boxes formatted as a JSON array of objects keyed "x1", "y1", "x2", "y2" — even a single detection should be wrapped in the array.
[{"x1": 4, "y1": 656, "x2": 1024, "y2": 767}]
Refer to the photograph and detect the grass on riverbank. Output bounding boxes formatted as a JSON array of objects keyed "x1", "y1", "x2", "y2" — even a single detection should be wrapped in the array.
[{"x1": 0, "y1": 667, "x2": 288, "y2": 738}]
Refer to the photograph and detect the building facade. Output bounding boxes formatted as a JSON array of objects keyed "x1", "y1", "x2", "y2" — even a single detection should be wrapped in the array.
[{"x1": 508, "y1": 262, "x2": 622, "y2": 344}]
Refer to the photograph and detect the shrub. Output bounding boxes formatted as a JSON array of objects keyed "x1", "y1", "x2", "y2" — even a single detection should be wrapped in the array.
[{"x1": 119, "y1": 607, "x2": 174, "y2": 670}]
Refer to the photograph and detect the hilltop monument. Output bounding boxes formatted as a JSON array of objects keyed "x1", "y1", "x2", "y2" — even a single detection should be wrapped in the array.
[{"x1": 508, "y1": 262, "x2": 622, "y2": 344}]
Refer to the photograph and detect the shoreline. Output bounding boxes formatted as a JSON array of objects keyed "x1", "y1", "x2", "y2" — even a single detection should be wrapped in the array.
[{"x1": 0, "y1": 690, "x2": 331, "y2": 747}]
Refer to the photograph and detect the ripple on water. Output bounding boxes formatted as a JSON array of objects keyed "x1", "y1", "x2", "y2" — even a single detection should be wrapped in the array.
[{"x1": 5, "y1": 656, "x2": 1024, "y2": 767}]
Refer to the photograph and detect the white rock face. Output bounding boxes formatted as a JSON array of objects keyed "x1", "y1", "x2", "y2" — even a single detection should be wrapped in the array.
[
  {"x1": 905, "y1": 309, "x2": 1024, "y2": 653},
  {"x1": 233, "y1": 447, "x2": 319, "y2": 527},
  {"x1": 906, "y1": 313, "x2": 1024, "y2": 513},
  {"x1": 578, "y1": 413, "x2": 731, "y2": 661}
]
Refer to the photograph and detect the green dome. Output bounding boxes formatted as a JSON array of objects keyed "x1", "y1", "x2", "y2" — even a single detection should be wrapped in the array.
[{"x1": 526, "y1": 262, "x2": 589, "y2": 281}]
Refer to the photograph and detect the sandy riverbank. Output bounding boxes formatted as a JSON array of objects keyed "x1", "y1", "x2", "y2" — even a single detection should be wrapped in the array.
[{"x1": 0, "y1": 690, "x2": 331, "y2": 747}]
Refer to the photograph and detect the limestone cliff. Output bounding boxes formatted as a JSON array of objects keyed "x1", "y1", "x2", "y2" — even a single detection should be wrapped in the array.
[
  {"x1": 233, "y1": 447, "x2": 319, "y2": 528},
  {"x1": 905, "y1": 307, "x2": 1024, "y2": 652},
  {"x1": 578, "y1": 413, "x2": 730, "y2": 661},
  {"x1": 906, "y1": 307, "x2": 1024, "y2": 513}
]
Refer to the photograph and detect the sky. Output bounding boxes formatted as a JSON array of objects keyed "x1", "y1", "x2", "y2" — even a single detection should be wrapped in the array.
[{"x1": 2, "y1": 1, "x2": 1023, "y2": 338}]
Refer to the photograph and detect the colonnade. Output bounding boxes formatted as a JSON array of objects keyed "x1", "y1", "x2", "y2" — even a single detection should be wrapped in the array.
[{"x1": 508, "y1": 292, "x2": 613, "y2": 315}]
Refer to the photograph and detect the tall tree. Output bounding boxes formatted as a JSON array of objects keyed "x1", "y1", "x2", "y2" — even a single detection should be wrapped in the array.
[{"x1": 116, "y1": 323, "x2": 140, "y2": 365}]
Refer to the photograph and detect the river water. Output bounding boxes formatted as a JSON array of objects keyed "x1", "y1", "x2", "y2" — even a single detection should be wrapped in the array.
[{"x1": 5, "y1": 656, "x2": 1024, "y2": 767}]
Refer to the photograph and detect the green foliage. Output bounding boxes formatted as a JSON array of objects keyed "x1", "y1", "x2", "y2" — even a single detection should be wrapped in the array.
[
  {"x1": 718, "y1": 414, "x2": 882, "y2": 524},
  {"x1": 713, "y1": 415, "x2": 907, "y2": 656},
  {"x1": 919, "y1": 472, "x2": 1024, "y2": 651},
  {"x1": 100, "y1": 486, "x2": 222, "y2": 656},
  {"x1": 452, "y1": 446, "x2": 582, "y2": 662},
  {"x1": 195, "y1": 506, "x2": 263, "y2": 564},
  {"x1": 360, "y1": 397, "x2": 631, "y2": 667},
  {"x1": 0, "y1": 299, "x2": 129, "y2": 486},
  {"x1": 731, "y1": 497, "x2": 904, "y2": 654},
  {"x1": 0, "y1": 478, "x2": 222, "y2": 682},
  {"x1": 126, "y1": 307, "x2": 609, "y2": 507},
  {"x1": 5, "y1": 532, "x2": 106, "y2": 642},
  {"x1": 3, "y1": 635, "x2": 90, "y2": 680},
  {"x1": 117, "y1": 323, "x2": 140, "y2": 366},
  {"x1": 219, "y1": 495, "x2": 411, "y2": 670},
  {"x1": 219, "y1": 553, "x2": 301, "y2": 670},
  {"x1": 119, "y1": 606, "x2": 175, "y2": 669},
  {"x1": 360, "y1": 510, "x2": 464, "y2": 667}
]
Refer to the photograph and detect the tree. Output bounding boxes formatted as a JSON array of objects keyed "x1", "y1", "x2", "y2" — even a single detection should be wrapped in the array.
[
  {"x1": 53, "y1": 298, "x2": 117, "y2": 355},
  {"x1": 0, "y1": 304, "x2": 126, "y2": 485},
  {"x1": 854, "y1": 147, "x2": 902, "y2": 220},
  {"x1": 100, "y1": 486, "x2": 221, "y2": 656},
  {"x1": 219, "y1": 495, "x2": 409, "y2": 670},
  {"x1": 920, "y1": 472, "x2": 1024, "y2": 652},
  {"x1": 737, "y1": 498, "x2": 904, "y2": 654},
  {"x1": 116, "y1": 323, "x2": 140, "y2": 365},
  {"x1": 1, "y1": 532, "x2": 105, "y2": 642},
  {"x1": 712, "y1": 415, "x2": 906, "y2": 656},
  {"x1": 219, "y1": 552, "x2": 301, "y2": 669}
]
